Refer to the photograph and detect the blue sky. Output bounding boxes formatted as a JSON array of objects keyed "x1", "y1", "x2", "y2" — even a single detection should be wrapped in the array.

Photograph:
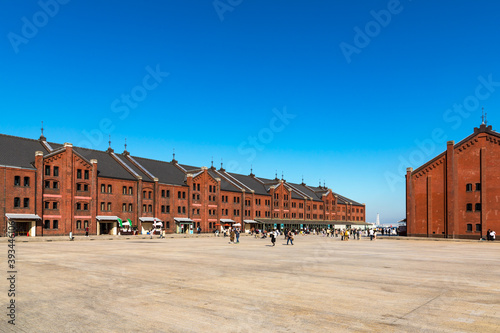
[{"x1": 1, "y1": 0, "x2": 499, "y2": 224}]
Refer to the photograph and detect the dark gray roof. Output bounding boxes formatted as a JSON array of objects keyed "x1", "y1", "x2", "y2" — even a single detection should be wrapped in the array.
[
  {"x1": 208, "y1": 169, "x2": 241, "y2": 193},
  {"x1": 131, "y1": 156, "x2": 187, "y2": 186},
  {"x1": 227, "y1": 173, "x2": 270, "y2": 196},
  {"x1": 72, "y1": 147, "x2": 138, "y2": 180},
  {"x1": 287, "y1": 183, "x2": 323, "y2": 201},
  {"x1": 0, "y1": 134, "x2": 48, "y2": 169},
  {"x1": 179, "y1": 164, "x2": 200, "y2": 172},
  {"x1": 116, "y1": 153, "x2": 153, "y2": 182}
]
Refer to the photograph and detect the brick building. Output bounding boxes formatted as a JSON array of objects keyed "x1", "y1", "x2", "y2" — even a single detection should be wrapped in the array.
[
  {"x1": 406, "y1": 123, "x2": 500, "y2": 239},
  {"x1": 1, "y1": 132, "x2": 366, "y2": 237}
]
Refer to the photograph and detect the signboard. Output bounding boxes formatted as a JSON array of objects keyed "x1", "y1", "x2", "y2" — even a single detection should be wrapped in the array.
[
  {"x1": 280, "y1": 224, "x2": 284, "y2": 229},
  {"x1": 300, "y1": 224, "x2": 303, "y2": 229},
  {"x1": 274, "y1": 223, "x2": 277, "y2": 229}
]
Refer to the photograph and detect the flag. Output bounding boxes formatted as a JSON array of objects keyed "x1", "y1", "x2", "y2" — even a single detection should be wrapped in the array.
[
  {"x1": 117, "y1": 218, "x2": 123, "y2": 228},
  {"x1": 128, "y1": 219, "x2": 133, "y2": 227}
]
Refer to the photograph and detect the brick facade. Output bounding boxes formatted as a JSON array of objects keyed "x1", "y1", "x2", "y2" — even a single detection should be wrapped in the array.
[
  {"x1": 406, "y1": 124, "x2": 500, "y2": 239},
  {"x1": 1, "y1": 133, "x2": 366, "y2": 236}
]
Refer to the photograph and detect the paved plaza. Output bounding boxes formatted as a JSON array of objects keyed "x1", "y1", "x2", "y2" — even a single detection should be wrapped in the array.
[{"x1": 2, "y1": 235, "x2": 500, "y2": 332}]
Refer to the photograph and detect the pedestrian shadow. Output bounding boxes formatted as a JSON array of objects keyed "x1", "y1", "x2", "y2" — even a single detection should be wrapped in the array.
[{"x1": 265, "y1": 244, "x2": 274, "y2": 247}]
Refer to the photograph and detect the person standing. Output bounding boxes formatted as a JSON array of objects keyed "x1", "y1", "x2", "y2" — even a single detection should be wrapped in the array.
[
  {"x1": 369, "y1": 228, "x2": 374, "y2": 241},
  {"x1": 230, "y1": 228, "x2": 235, "y2": 244},
  {"x1": 235, "y1": 228, "x2": 240, "y2": 243},
  {"x1": 270, "y1": 229, "x2": 276, "y2": 246},
  {"x1": 490, "y1": 230, "x2": 496, "y2": 241},
  {"x1": 85, "y1": 227, "x2": 89, "y2": 237}
]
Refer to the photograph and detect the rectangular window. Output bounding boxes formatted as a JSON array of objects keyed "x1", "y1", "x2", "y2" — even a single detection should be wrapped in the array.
[
  {"x1": 161, "y1": 190, "x2": 165, "y2": 197},
  {"x1": 178, "y1": 191, "x2": 181, "y2": 199},
  {"x1": 44, "y1": 201, "x2": 50, "y2": 209},
  {"x1": 84, "y1": 203, "x2": 88, "y2": 210},
  {"x1": 45, "y1": 165, "x2": 50, "y2": 176},
  {"x1": 77, "y1": 169, "x2": 82, "y2": 179},
  {"x1": 197, "y1": 184, "x2": 200, "y2": 191},
  {"x1": 53, "y1": 202, "x2": 58, "y2": 209},
  {"x1": 123, "y1": 186, "x2": 127, "y2": 194},
  {"x1": 476, "y1": 224, "x2": 482, "y2": 232},
  {"x1": 44, "y1": 220, "x2": 50, "y2": 229},
  {"x1": 14, "y1": 197, "x2": 20, "y2": 208},
  {"x1": 177, "y1": 206, "x2": 181, "y2": 213},
  {"x1": 24, "y1": 177, "x2": 30, "y2": 187},
  {"x1": 14, "y1": 176, "x2": 20, "y2": 186},
  {"x1": 76, "y1": 203, "x2": 81, "y2": 210},
  {"x1": 84, "y1": 170, "x2": 89, "y2": 180},
  {"x1": 143, "y1": 205, "x2": 147, "y2": 212},
  {"x1": 101, "y1": 202, "x2": 105, "y2": 211},
  {"x1": 45, "y1": 181, "x2": 50, "y2": 188},
  {"x1": 182, "y1": 192, "x2": 186, "y2": 199},
  {"x1": 76, "y1": 183, "x2": 82, "y2": 191},
  {"x1": 53, "y1": 220, "x2": 58, "y2": 229},
  {"x1": 53, "y1": 166, "x2": 59, "y2": 177},
  {"x1": 475, "y1": 203, "x2": 481, "y2": 211},
  {"x1": 53, "y1": 181, "x2": 58, "y2": 189},
  {"x1": 122, "y1": 203, "x2": 127, "y2": 211},
  {"x1": 466, "y1": 223, "x2": 472, "y2": 232},
  {"x1": 108, "y1": 185, "x2": 112, "y2": 193},
  {"x1": 128, "y1": 204, "x2": 133, "y2": 212},
  {"x1": 76, "y1": 220, "x2": 82, "y2": 229},
  {"x1": 476, "y1": 183, "x2": 481, "y2": 191},
  {"x1": 101, "y1": 184, "x2": 106, "y2": 193},
  {"x1": 182, "y1": 206, "x2": 186, "y2": 214},
  {"x1": 166, "y1": 190, "x2": 170, "y2": 198},
  {"x1": 84, "y1": 184, "x2": 89, "y2": 191},
  {"x1": 466, "y1": 203, "x2": 472, "y2": 211},
  {"x1": 466, "y1": 183, "x2": 472, "y2": 192},
  {"x1": 166, "y1": 205, "x2": 170, "y2": 213},
  {"x1": 107, "y1": 203, "x2": 111, "y2": 211},
  {"x1": 148, "y1": 191, "x2": 152, "y2": 199},
  {"x1": 129, "y1": 187, "x2": 133, "y2": 195},
  {"x1": 84, "y1": 220, "x2": 89, "y2": 229},
  {"x1": 24, "y1": 198, "x2": 30, "y2": 208}
]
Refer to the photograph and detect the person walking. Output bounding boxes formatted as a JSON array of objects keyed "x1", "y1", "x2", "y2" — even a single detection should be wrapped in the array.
[
  {"x1": 85, "y1": 227, "x2": 89, "y2": 237},
  {"x1": 287, "y1": 230, "x2": 294, "y2": 245},
  {"x1": 369, "y1": 228, "x2": 374, "y2": 241},
  {"x1": 235, "y1": 228, "x2": 240, "y2": 243},
  {"x1": 270, "y1": 229, "x2": 276, "y2": 246}
]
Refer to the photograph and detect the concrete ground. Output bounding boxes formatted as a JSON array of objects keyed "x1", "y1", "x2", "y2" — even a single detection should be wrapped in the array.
[{"x1": 1, "y1": 235, "x2": 499, "y2": 333}]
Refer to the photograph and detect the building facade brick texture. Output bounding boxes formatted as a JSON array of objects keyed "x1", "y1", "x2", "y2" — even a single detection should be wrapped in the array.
[
  {"x1": 1, "y1": 132, "x2": 366, "y2": 237},
  {"x1": 406, "y1": 124, "x2": 500, "y2": 239}
]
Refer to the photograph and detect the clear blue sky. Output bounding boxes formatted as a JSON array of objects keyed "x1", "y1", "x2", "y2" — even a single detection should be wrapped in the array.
[{"x1": 1, "y1": 0, "x2": 499, "y2": 224}]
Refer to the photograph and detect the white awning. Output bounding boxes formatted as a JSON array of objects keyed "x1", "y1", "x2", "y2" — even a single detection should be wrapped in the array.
[
  {"x1": 244, "y1": 220, "x2": 259, "y2": 224},
  {"x1": 153, "y1": 222, "x2": 163, "y2": 227},
  {"x1": 233, "y1": 223, "x2": 241, "y2": 227},
  {"x1": 5, "y1": 214, "x2": 41, "y2": 220},
  {"x1": 220, "y1": 219, "x2": 235, "y2": 223},
  {"x1": 174, "y1": 217, "x2": 194, "y2": 223},
  {"x1": 122, "y1": 221, "x2": 131, "y2": 226},
  {"x1": 96, "y1": 216, "x2": 120, "y2": 221},
  {"x1": 139, "y1": 217, "x2": 163, "y2": 223}
]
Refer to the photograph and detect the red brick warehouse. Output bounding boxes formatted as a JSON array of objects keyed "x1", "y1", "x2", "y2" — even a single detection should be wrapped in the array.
[
  {"x1": 0, "y1": 131, "x2": 367, "y2": 237},
  {"x1": 406, "y1": 123, "x2": 500, "y2": 239}
]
